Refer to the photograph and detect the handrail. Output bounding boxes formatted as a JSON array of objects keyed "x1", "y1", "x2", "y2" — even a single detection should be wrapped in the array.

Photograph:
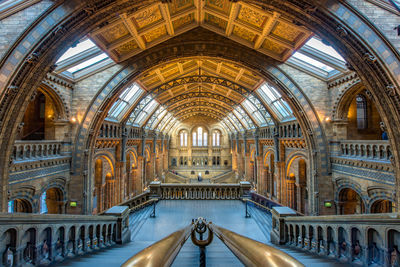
[
  {"x1": 121, "y1": 223, "x2": 194, "y2": 267},
  {"x1": 208, "y1": 222, "x2": 304, "y2": 267},
  {"x1": 130, "y1": 198, "x2": 158, "y2": 213},
  {"x1": 242, "y1": 198, "x2": 271, "y2": 212}
]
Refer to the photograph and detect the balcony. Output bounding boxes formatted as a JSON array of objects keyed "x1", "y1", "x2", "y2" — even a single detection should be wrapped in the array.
[
  {"x1": 12, "y1": 140, "x2": 70, "y2": 162},
  {"x1": 338, "y1": 140, "x2": 391, "y2": 162}
]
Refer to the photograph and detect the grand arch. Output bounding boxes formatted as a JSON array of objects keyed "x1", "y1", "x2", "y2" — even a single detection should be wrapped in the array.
[
  {"x1": 0, "y1": 0, "x2": 398, "y2": 213},
  {"x1": 72, "y1": 34, "x2": 328, "y2": 214}
]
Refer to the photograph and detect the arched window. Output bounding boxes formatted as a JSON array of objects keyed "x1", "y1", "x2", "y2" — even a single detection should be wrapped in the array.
[
  {"x1": 198, "y1": 127, "x2": 203, "y2": 145},
  {"x1": 193, "y1": 132, "x2": 197, "y2": 146},
  {"x1": 212, "y1": 131, "x2": 221, "y2": 146},
  {"x1": 193, "y1": 127, "x2": 208, "y2": 146},
  {"x1": 180, "y1": 131, "x2": 187, "y2": 146},
  {"x1": 356, "y1": 94, "x2": 367, "y2": 129}
]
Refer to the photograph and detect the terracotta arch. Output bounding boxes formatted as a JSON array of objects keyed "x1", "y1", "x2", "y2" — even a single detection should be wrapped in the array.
[
  {"x1": 40, "y1": 81, "x2": 69, "y2": 120},
  {"x1": 0, "y1": 1, "x2": 398, "y2": 213}
]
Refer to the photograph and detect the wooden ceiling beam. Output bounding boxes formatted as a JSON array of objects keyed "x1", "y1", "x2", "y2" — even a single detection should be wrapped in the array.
[
  {"x1": 254, "y1": 11, "x2": 280, "y2": 49},
  {"x1": 225, "y1": 2, "x2": 239, "y2": 36},
  {"x1": 159, "y1": 3, "x2": 175, "y2": 36},
  {"x1": 120, "y1": 13, "x2": 146, "y2": 49},
  {"x1": 194, "y1": 0, "x2": 205, "y2": 25}
]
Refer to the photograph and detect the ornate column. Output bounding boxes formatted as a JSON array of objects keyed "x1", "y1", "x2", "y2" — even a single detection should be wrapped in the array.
[
  {"x1": 243, "y1": 131, "x2": 249, "y2": 180},
  {"x1": 139, "y1": 130, "x2": 146, "y2": 190},
  {"x1": 164, "y1": 134, "x2": 169, "y2": 171},
  {"x1": 273, "y1": 128, "x2": 283, "y2": 202}
]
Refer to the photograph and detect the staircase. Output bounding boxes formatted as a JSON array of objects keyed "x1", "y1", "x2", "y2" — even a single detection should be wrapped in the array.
[
  {"x1": 246, "y1": 204, "x2": 350, "y2": 267},
  {"x1": 55, "y1": 200, "x2": 351, "y2": 267},
  {"x1": 212, "y1": 170, "x2": 236, "y2": 183}
]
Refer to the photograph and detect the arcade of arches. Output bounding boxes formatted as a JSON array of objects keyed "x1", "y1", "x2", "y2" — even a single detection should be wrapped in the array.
[{"x1": 0, "y1": 0, "x2": 400, "y2": 265}]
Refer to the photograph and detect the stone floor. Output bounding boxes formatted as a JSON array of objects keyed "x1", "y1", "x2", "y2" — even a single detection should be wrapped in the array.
[{"x1": 57, "y1": 200, "x2": 350, "y2": 266}]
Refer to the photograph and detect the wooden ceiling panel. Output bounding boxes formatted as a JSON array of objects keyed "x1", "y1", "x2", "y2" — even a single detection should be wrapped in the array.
[
  {"x1": 89, "y1": 0, "x2": 312, "y2": 62},
  {"x1": 132, "y1": 4, "x2": 163, "y2": 30}
]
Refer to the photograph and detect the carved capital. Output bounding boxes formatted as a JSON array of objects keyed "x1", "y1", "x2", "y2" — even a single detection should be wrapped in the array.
[
  {"x1": 386, "y1": 84, "x2": 397, "y2": 97},
  {"x1": 336, "y1": 25, "x2": 348, "y2": 37},
  {"x1": 363, "y1": 52, "x2": 377, "y2": 63},
  {"x1": 30, "y1": 90, "x2": 37, "y2": 101},
  {"x1": 26, "y1": 52, "x2": 40, "y2": 64},
  {"x1": 8, "y1": 85, "x2": 19, "y2": 94}
]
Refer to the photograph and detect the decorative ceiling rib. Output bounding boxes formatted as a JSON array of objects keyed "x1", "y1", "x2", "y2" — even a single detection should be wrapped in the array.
[{"x1": 89, "y1": 0, "x2": 312, "y2": 63}]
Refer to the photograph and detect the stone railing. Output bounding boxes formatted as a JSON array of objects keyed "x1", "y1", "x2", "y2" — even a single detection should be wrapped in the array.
[
  {"x1": 213, "y1": 171, "x2": 235, "y2": 183},
  {"x1": 250, "y1": 192, "x2": 282, "y2": 210},
  {"x1": 339, "y1": 140, "x2": 391, "y2": 161},
  {"x1": 149, "y1": 181, "x2": 251, "y2": 200},
  {"x1": 165, "y1": 171, "x2": 187, "y2": 183},
  {"x1": 0, "y1": 206, "x2": 130, "y2": 267},
  {"x1": 118, "y1": 191, "x2": 152, "y2": 209},
  {"x1": 271, "y1": 208, "x2": 400, "y2": 266},
  {"x1": 12, "y1": 140, "x2": 68, "y2": 161}
]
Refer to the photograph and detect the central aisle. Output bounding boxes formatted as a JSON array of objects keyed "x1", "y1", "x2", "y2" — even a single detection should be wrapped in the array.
[
  {"x1": 57, "y1": 200, "x2": 262, "y2": 267},
  {"x1": 57, "y1": 200, "x2": 349, "y2": 266}
]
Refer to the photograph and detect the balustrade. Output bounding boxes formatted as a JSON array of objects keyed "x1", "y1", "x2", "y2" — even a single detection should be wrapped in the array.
[
  {"x1": 0, "y1": 207, "x2": 129, "y2": 267},
  {"x1": 339, "y1": 140, "x2": 391, "y2": 161},
  {"x1": 12, "y1": 141, "x2": 65, "y2": 161},
  {"x1": 271, "y1": 209, "x2": 400, "y2": 266},
  {"x1": 149, "y1": 181, "x2": 251, "y2": 200}
]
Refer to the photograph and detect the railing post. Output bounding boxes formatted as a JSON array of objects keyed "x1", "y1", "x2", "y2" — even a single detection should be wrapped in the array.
[
  {"x1": 150, "y1": 199, "x2": 156, "y2": 218},
  {"x1": 245, "y1": 200, "x2": 250, "y2": 218},
  {"x1": 103, "y1": 206, "x2": 130, "y2": 244}
]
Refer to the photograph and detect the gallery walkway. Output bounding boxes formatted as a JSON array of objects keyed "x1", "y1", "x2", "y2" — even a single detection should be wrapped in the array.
[{"x1": 57, "y1": 200, "x2": 349, "y2": 266}]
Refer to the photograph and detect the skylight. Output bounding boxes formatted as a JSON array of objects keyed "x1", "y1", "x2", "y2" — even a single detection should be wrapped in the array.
[
  {"x1": 107, "y1": 83, "x2": 143, "y2": 121},
  {"x1": 57, "y1": 39, "x2": 96, "y2": 63},
  {"x1": 305, "y1": 37, "x2": 345, "y2": 62},
  {"x1": 292, "y1": 52, "x2": 334, "y2": 72},
  {"x1": 257, "y1": 83, "x2": 293, "y2": 120},
  {"x1": 67, "y1": 53, "x2": 108, "y2": 73}
]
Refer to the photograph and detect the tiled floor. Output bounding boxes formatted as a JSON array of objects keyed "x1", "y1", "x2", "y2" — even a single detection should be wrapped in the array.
[{"x1": 57, "y1": 200, "x2": 349, "y2": 266}]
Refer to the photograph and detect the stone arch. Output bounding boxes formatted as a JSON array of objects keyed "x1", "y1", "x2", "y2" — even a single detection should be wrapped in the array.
[
  {"x1": 126, "y1": 148, "x2": 138, "y2": 169},
  {"x1": 367, "y1": 186, "x2": 396, "y2": 212},
  {"x1": 333, "y1": 79, "x2": 363, "y2": 121},
  {"x1": 38, "y1": 178, "x2": 67, "y2": 214},
  {"x1": 337, "y1": 185, "x2": 366, "y2": 215},
  {"x1": 40, "y1": 81, "x2": 69, "y2": 120},
  {"x1": 125, "y1": 147, "x2": 139, "y2": 198},
  {"x1": 73, "y1": 49, "x2": 327, "y2": 213},
  {"x1": 334, "y1": 81, "x2": 384, "y2": 139},
  {"x1": 93, "y1": 153, "x2": 115, "y2": 213},
  {"x1": 9, "y1": 186, "x2": 36, "y2": 213},
  {"x1": 285, "y1": 152, "x2": 309, "y2": 214},
  {"x1": 0, "y1": 1, "x2": 399, "y2": 213},
  {"x1": 263, "y1": 149, "x2": 275, "y2": 198}
]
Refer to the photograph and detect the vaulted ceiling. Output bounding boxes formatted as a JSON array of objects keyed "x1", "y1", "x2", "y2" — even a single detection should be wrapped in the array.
[
  {"x1": 134, "y1": 58, "x2": 263, "y2": 121},
  {"x1": 89, "y1": 0, "x2": 312, "y2": 63},
  {"x1": 53, "y1": 0, "x2": 349, "y2": 134}
]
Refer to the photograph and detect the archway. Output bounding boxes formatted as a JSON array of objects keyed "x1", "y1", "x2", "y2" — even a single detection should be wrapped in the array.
[
  {"x1": 286, "y1": 155, "x2": 308, "y2": 214},
  {"x1": 8, "y1": 198, "x2": 32, "y2": 213},
  {"x1": 338, "y1": 188, "x2": 365, "y2": 215},
  {"x1": 93, "y1": 154, "x2": 115, "y2": 213},
  {"x1": 0, "y1": 1, "x2": 398, "y2": 214},
  {"x1": 40, "y1": 187, "x2": 64, "y2": 214},
  {"x1": 126, "y1": 149, "x2": 139, "y2": 197},
  {"x1": 370, "y1": 199, "x2": 394, "y2": 213},
  {"x1": 0, "y1": 228, "x2": 17, "y2": 266}
]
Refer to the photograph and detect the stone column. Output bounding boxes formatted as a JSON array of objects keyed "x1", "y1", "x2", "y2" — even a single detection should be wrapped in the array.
[
  {"x1": 276, "y1": 161, "x2": 285, "y2": 203},
  {"x1": 137, "y1": 156, "x2": 145, "y2": 193},
  {"x1": 256, "y1": 156, "x2": 263, "y2": 193}
]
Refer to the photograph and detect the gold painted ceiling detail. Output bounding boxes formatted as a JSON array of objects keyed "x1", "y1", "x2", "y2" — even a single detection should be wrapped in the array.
[
  {"x1": 89, "y1": 0, "x2": 311, "y2": 62},
  {"x1": 127, "y1": 58, "x2": 263, "y2": 123}
]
